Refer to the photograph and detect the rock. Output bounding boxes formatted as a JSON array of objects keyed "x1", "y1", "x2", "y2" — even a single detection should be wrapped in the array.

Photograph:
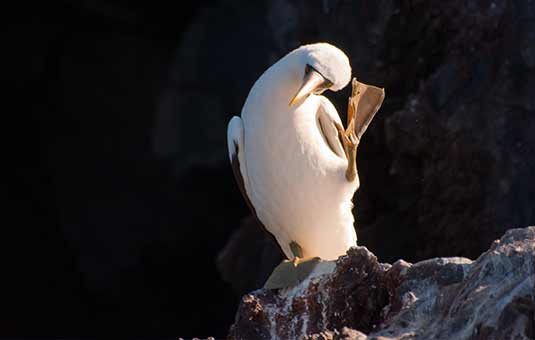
[
  {"x1": 380, "y1": 0, "x2": 535, "y2": 263},
  {"x1": 303, "y1": 327, "x2": 368, "y2": 340},
  {"x1": 228, "y1": 227, "x2": 535, "y2": 340},
  {"x1": 217, "y1": 216, "x2": 284, "y2": 294},
  {"x1": 9, "y1": 1, "x2": 242, "y2": 336}
]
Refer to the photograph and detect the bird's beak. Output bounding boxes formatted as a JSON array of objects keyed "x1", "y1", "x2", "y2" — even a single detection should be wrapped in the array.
[{"x1": 289, "y1": 67, "x2": 332, "y2": 106}]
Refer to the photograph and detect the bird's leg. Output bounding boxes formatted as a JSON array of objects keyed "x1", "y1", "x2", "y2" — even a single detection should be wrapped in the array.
[
  {"x1": 264, "y1": 241, "x2": 321, "y2": 289},
  {"x1": 344, "y1": 92, "x2": 359, "y2": 182},
  {"x1": 345, "y1": 78, "x2": 386, "y2": 182},
  {"x1": 338, "y1": 78, "x2": 386, "y2": 182},
  {"x1": 335, "y1": 98, "x2": 359, "y2": 182}
]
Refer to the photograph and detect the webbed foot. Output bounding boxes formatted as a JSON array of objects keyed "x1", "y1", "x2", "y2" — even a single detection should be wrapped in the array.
[
  {"x1": 264, "y1": 256, "x2": 322, "y2": 289},
  {"x1": 337, "y1": 78, "x2": 385, "y2": 182}
]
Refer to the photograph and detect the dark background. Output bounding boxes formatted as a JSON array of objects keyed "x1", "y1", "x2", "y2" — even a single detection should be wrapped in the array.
[{"x1": 6, "y1": 0, "x2": 535, "y2": 338}]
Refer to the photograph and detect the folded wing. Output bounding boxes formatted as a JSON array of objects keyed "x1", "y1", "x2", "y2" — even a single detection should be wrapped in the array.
[
  {"x1": 227, "y1": 116, "x2": 255, "y2": 213},
  {"x1": 316, "y1": 97, "x2": 346, "y2": 159}
]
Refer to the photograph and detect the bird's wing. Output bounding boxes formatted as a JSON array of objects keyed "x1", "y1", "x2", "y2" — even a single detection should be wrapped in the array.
[
  {"x1": 227, "y1": 116, "x2": 256, "y2": 213},
  {"x1": 227, "y1": 116, "x2": 287, "y2": 257},
  {"x1": 316, "y1": 97, "x2": 346, "y2": 159}
]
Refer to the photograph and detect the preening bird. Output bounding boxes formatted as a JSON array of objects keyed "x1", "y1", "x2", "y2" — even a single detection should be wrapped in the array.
[{"x1": 227, "y1": 43, "x2": 384, "y2": 288}]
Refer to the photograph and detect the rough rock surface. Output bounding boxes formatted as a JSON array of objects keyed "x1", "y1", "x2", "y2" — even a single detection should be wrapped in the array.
[{"x1": 228, "y1": 227, "x2": 535, "y2": 340}]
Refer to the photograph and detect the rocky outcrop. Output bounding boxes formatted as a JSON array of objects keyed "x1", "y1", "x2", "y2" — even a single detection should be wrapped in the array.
[{"x1": 228, "y1": 227, "x2": 535, "y2": 340}]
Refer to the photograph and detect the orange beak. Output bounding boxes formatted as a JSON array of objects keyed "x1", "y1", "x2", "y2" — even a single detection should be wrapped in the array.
[{"x1": 289, "y1": 66, "x2": 332, "y2": 106}]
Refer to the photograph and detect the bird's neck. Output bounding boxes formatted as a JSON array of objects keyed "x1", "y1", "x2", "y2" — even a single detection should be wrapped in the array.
[{"x1": 242, "y1": 53, "x2": 304, "y2": 118}]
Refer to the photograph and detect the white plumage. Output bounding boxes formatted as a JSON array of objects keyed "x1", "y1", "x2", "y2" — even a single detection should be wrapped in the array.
[{"x1": 228, "y1": 43, "x2": 360, "y2": 260}]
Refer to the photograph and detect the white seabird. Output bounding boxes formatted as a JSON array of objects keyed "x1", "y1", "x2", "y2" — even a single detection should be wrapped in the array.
[{"x1": 227, "y1": 43, "x2": 384, "y2": 287}]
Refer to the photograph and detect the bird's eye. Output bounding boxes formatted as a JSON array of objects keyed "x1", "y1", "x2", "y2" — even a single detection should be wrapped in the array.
[{"x1": 304, "y1": 64, "x2": 312, "y2": 74}]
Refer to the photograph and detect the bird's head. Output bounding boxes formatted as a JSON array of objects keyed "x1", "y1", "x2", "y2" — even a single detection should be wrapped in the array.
[{"x1": 289, "y1": 43, "x2": 351, "y2": 106}]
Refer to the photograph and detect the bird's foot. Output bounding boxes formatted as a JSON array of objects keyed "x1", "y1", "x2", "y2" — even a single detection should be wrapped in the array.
[{"x1": 264, "y1": 256, "x2": 322, "y2": 289}]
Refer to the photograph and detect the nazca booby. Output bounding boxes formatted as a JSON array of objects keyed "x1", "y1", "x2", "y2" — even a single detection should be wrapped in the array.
[{"x1": 227, "y1": 43, "x2": 384, "y2": 288}]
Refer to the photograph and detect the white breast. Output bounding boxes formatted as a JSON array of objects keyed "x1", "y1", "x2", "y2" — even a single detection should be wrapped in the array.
[{"x1": 241, "y1": 91, "x2": 358, "y2": 260}]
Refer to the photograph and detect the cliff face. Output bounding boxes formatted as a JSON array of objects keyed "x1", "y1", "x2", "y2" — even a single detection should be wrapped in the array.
[{"x1": 228, "y1": 227, "x2": 535, "y2": 340}]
